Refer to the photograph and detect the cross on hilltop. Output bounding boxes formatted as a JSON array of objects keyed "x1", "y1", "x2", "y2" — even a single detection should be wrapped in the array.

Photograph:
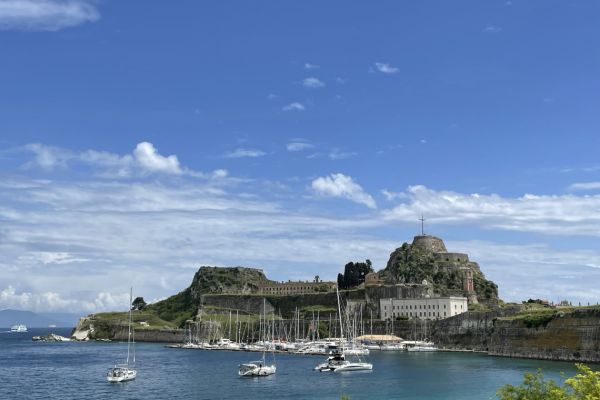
[{"x1": 419, "y1": 215, "x2": 426, "y2": 235}]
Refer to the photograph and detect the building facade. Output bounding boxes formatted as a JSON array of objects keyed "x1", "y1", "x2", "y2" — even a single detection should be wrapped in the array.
[
  {"x1": 380, "y1": 296, "x2": 468, "y2": 320},
  {"x1": 258, "y1": 278, "x2": 336, "y2": 295}
]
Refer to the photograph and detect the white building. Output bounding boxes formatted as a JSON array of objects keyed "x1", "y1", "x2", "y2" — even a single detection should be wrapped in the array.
[{"x1": 380, "y1": 296, "x2": 468, "y2": 320}]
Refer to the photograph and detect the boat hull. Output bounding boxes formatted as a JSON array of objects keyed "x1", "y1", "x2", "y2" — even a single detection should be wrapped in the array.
[
  {"x1": 238, "y1": 363, "x2": 276, "y2": 377},
  {"x1": 107, "y1": 368, "x2": 137, "y2": 382},
  {"x1": 333, "y1": 362, "x2": 373, "y2": 372}
]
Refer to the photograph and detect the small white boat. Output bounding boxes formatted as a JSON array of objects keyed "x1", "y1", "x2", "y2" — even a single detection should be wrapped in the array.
[
  {"x1": 315, "y1": 351, "x2": 347, "y2": 372},
  {"x1": 217, "y1": 338, "x2": 241, "y2": 350},
  {"x1": 107, "y1": 288, "x2": 137, "y2": 383},
  {"x1": 406, "y1": 340, "x2": 438, "y2": 352},
  {"x1": 106, "y1": 365, "x2": 137, "y2": 382},
  {"x1": 343, "y1": 347, "x2": 370, "y2": 356},
  {"x1": 239, "y1": 299, "x2": 276, "y2": 377},
  {"x1": 314, "y1": 287, "x2": 373, "y2": 373},
  {"x1": 238, "y1": 359, "x2": 276, "y2": 377},
  {"x1": 10, "y1": 324, "x2": 27, "y2": 332},
  {"x1": 381, "y1": 343, "x2": 405, "y2": 351},
  {"x1": 332, "y1": 361, "x2": 373, "y2": 372},
  {"x1": 363, "y1": 343, "x2": 381, "y2": 350}
]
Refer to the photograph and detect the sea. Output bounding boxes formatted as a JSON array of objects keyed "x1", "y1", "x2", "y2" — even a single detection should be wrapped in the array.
[{"x1": 0, "y1": 327, "x2": 579, "y2": 400}]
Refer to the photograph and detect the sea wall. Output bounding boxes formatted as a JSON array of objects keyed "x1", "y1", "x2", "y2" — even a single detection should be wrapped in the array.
[
  {"x1": 112, "y1": 326, "x2": 186, "y2": 343},
  {"x1": 488, "y1": 308, "x2": 600, "y2": 363}
]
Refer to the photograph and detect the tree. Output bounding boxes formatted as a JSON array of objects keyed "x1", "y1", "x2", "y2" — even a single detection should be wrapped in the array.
[
  {"x1": 131, "y1": 296, "x2": 147, "y2": 311},
  {"x1": 497, "y1": 364, "x2": 600, "y2": 400},
  {"x1": 337, "y1": 260, "x2": 374, "y2": 289}
]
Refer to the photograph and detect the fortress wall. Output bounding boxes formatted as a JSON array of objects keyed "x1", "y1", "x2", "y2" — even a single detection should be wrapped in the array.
[{"x1": 434, "y1": 252, "x2": 469, "y2": 263}]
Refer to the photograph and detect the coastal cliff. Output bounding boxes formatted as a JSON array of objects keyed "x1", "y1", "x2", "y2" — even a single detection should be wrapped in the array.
[{"x1": 377, "y1": 306, "x2": 600, "y2": 363}]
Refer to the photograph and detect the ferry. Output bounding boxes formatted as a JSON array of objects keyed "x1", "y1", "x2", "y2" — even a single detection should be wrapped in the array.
[{"x1": 11, "y1": 324, "x2": 28, "y2": 332}]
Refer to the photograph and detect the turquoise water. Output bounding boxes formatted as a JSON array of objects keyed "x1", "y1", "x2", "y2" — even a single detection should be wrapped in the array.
[{"x1": 0, "y1": 328, "x2": 579, "y2": 400}]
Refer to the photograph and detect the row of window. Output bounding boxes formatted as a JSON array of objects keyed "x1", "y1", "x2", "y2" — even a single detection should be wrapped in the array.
[
  {"x1": 383, "y1": 311, "x2": 450, "y2": 319},
  {"x1": 383, "y1": 303, "x2": 464, "y2": 311}
]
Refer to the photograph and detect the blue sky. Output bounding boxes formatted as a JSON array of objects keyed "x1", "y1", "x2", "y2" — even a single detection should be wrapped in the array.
[{"x1": 1, "y1": 0, "x2": 600, "y2": 313}]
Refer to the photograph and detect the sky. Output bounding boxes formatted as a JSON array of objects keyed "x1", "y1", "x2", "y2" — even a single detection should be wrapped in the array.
[{"x1": 1, "y1": 0, "x2": 600, "y2": 314}]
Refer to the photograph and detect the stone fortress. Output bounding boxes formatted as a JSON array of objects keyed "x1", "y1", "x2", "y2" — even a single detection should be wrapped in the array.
[{"x1": 366, "y1": 233, "x2": 498, "y2": 321}]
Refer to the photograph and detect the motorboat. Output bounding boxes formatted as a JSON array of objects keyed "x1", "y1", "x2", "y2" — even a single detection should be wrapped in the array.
[
  {"x1": 314, "y1": 351, "x2": 347, "y2": 372},
  {"x1": 332, "y1": 361, "x2": 373, "y2": 372},
  {"x1": 10, "y1": 324, "x2": 27, "y2": 332}
]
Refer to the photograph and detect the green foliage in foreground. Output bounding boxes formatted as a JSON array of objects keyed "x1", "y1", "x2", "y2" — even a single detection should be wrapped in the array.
[{"x1": 497, "y1": 364, "x2": 600, "y2": 400}]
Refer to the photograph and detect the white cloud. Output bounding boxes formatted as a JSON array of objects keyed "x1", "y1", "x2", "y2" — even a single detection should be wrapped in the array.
[
  {"x1": 286, "y1": 141, "x2": 314, "y2": 152},
  {"x1": 448, "y1": 240, "x2": 600, "y2": 304},
  {"x1": 0, "y1": 285, "x2": 130, "y2": 313},
  {"x1": 374, "y1": 62, "x2": 399, "y2": 74},
  {"x1": 0, "y1": 174, "x2": 388, "y2": 313},
  {"x1": 282, "y1": 102, "x2": 305, "y2": 111},
  {"x1": 302, "y1": 77, "x2": 325, "y2": 88},
  {"x1": 133, "y1": 142, "x2": 182, "y2": 175},
  {"x1": 304, "y1": 62, "x2": 319, "y2": 70},
  {"x1": 567, "y1": 182, "x2": 600, "y2": 192},
  {"x1": 329, "y1": 148, "x2": 357, "y2": 160},
  {"x1": 24, "y1": 143, "x2": 71, "y2": 170},
  {"x1": 24, "y1": 142, "x2": 210, "y2": 177},
  {"x1": 483, "y1": 24, "x2": 502, "y2": 33},
  {"x1": 212, "y1": 169, "x2": 228, "y2": 179},
  {"x1": 382, "y1": 185, "x2": 600, "y2": 237},
  {"x1": 311, "y1": 173, "x2": 377, "y2": 209},
  {"x1": 335, "y1": 77, "x2": 347, "y2": 84},
  {"x1": 0, "y1": 0, "x2": 100, "y2": 31},
  {"x1": 267, "y1": 93, "x2": 279, "y2": 100},
  {"x1": 224, "y1": 148, "x2": 266, "y2": 158},
  {"x1": 381, "y1": 189, "x2": 406, "y2": 201}
]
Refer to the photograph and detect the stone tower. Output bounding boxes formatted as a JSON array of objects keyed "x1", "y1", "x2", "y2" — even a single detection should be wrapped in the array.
[{"x1": 411, "y1": 235, "x2": 448, "y2": 253}]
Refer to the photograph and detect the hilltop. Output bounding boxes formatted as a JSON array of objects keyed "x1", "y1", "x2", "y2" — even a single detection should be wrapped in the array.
[{"x1": 379, "y1": 235, "x2": 499, "y2": 303}]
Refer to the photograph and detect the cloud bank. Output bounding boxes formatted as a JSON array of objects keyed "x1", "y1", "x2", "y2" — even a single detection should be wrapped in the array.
[{"x1": 0, "y1": 0, "x2": 99, "y2": 31}]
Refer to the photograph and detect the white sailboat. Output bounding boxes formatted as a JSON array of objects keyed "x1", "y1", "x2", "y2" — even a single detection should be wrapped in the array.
[
  {"x1": 315, "y1": 286, "x2": 373, "y2": 372},
  {"x1": 107, "y1": 288, "x2": 137, "y2": 383},
  {"x1": 238, "y1": 299, "x2": 276, "y2": 377}
]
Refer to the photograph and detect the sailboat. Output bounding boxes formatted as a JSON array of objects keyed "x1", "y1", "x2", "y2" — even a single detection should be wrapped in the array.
[
  {"x1": 107, "y1": 288, "x2": 137, "y2": 383},
  {"x1": 238, "y1": 299, "x2": 276, "y2": 377},
  {"x1": 406, "y1": 318, "x2": 438, "y2": 352},
  {"x1": 315, "y1": 286, "x2": 373, "y2": 372}
]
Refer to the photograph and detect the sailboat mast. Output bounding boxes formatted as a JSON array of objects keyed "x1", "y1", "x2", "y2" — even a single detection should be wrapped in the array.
[
  {"x1": 127, "y1": 287, "x2": 132, "y2": 365},
  {"x1": 336, "y1": 285, "x2": 344, "y2": 342}
]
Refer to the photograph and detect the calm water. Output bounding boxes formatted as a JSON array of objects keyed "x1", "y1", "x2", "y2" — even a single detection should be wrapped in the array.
[{"x1": 0, "y1": 328, "x2": 579, "y2": 400}]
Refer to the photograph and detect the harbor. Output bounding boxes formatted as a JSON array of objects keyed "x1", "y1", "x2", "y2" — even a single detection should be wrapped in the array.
[{"x1": 0, "y1": 327, "x2": 580, "y2": 400}]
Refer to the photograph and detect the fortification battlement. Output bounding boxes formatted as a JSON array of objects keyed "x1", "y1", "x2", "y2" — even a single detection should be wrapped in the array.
[
  {"x1": 434, "y1": 252, "x2": 470, "y2": 263},
  {"x1": 411, "y1": 235, "x2": 448, "y2": 253}
]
